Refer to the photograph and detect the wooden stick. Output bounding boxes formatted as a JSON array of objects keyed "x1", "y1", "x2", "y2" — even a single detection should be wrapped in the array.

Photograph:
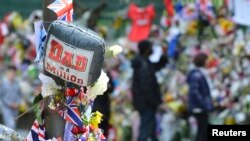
[
  {"x1": 43, "y1": 0, "x2": 57, "y2": 31},
  {"x1": 15, "y1": 103, "x2": 38, "y2": 120}
]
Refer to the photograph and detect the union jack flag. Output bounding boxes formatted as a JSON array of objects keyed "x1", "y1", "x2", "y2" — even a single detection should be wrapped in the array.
[
  {"x1": 47, "y1": 0, "x2": 73, "y2": 22},
  {"x1": 58, "y1": 97, "x2": 83, "y2": 127},
  {"x1": 26, "y1": 119, "x2": 46, "y2": 141}
]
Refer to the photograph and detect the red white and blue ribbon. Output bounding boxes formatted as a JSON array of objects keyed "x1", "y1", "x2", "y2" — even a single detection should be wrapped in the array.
[{"x1": 47, "y1": 0, "x2": 74, "y2": 22}]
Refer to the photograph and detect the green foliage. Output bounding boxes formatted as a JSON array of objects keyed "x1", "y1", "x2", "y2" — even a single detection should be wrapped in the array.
[{"x1": 33, "y1": 93, "x2": 43, "y2": 106}]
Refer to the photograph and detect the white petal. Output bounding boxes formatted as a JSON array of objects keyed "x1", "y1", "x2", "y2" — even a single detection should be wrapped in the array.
[
  {"x1": 87, "y1": 70, "x2": 109, "y2": 100},
  {"x1": 109, "y1": 45, "x2": 123, "y2": 57}
]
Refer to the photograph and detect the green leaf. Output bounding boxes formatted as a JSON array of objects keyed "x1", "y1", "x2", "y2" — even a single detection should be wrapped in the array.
[
  {"x1": 33, "y1": 93, "x2": 43, "y2": 106},
  {"x1": 34, "y1": 104, "x2": 43, "y2": 124},
  {"x1": 32, "y1": 93, "x2": 44, "y2": 124},
  {"x1": 105, "y1": 49, "x2": 114, "y2": 59},
  {"x1": 82, "y1": 115, "x2": 89, "y2": 126}
]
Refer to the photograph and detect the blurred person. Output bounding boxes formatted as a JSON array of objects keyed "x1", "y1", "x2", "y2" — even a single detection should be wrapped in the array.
[
  {"x1": 0, "y1": 65, "x2": 22, "y2": 129},
  {"x1": 131, "y1": 40, "x2": 167, "y2": 141},
  {"x1": 0, "y1": 57, "x2": 5, "y2": 78},
  {"x1": 187, "y1": 53, "x2": 213, "y2": 141}
]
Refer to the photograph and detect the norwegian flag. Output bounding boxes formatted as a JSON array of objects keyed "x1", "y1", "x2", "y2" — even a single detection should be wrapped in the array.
[
  {"x1": 196, "y1": 0, "x2": 215, "y2": 20},
  {"x1": 47, "y1": 0, "x2": 74, "y2": 22},
  {"x1": 26, "y1": 119, "x2": 46, "y2": 141},
  {"x1": 58, "y1": 97, "x2": 83, "y2": 127}
]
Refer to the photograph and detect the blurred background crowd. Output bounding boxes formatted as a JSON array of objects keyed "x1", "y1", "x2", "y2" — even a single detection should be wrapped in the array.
[{"x1": 1, "y1": 0, "x2": 250, "y2": 141}]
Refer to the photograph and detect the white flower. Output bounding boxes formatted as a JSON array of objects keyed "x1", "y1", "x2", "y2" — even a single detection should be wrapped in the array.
[
  {"x1": 39, "y1": 73, "x2": 61, "y2": 98},
  {"x1": 48, "y1": 99, "x2": 56, "y2": 110},
  {"x1": 87, "y1": 70, "x2": 109, "y2": 100},
  {"x1": 108, "y1": 45, "x2": 123, "y2": 57}
]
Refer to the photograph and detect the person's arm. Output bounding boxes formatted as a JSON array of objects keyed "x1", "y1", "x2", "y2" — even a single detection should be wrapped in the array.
[{"x1": 153, "y1": 55, "x2": 168, "y2": 71}]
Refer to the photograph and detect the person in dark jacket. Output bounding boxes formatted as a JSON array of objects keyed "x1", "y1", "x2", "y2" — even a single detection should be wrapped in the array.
[
  {"x1": 187, "y1": 53, "x2": 214, "y2": 141},
  {"x1": 131, "y1": 40, "x2": 167, "y2": 141}
]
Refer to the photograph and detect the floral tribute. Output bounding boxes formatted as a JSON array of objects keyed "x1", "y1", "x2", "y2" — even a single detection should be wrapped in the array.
[
  {"x1": 24, "y1": 0, "x2": 123, "y2": 140},
  {"x1": 25, "y1": 40, "x2": 122, "y2": 141}
]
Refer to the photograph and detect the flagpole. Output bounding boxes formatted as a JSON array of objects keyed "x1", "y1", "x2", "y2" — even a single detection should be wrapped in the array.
[
  {"x1": 42, "y1": 0, "x2": 57, "y2": 31},
  {"x1": 15, "y1": 103, "x2": 39, "y2": 120}
]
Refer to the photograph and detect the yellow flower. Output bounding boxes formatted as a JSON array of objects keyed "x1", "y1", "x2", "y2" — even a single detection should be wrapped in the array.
[
  {"x1": 87, "y1": 136, "x2": 96, "y2": 141},
  {"x1": 89, "y1": 111, "x2": 103, "y2": 129},
  {"x1": 187, "y1": 21, "x2": 198, "y2": 35},
  {"x1": 218, "y1": 18, "x2": 234, "y2": 34}
]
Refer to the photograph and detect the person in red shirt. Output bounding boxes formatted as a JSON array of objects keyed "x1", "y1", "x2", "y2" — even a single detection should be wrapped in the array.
[{"x1": 128, "y1": 3, "x2": 155, "y2": 42}]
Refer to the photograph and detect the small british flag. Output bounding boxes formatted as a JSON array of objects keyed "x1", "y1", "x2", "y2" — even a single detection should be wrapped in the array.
[
  {"x1": 58, "y1": 97, "x2": 83, "y2": 127},
  {"x1": 47, "y1": 0, "x2": 73, "y2": 22},
  {"x1": 26, "y1": 118, "x2": 46, "y2": 141}
]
